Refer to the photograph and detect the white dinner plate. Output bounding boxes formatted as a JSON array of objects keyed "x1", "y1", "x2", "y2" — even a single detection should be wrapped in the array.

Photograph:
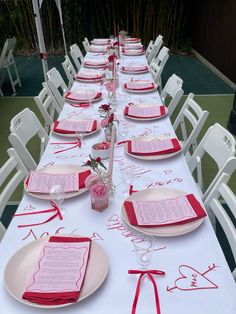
[
  {"x1": 123, "y1": 81, "x2": 157, "y2": 93},
  {"x1": 122, "y1": 50, "x2": 144, "y2": 56},
  {"x1": 83, "y1": 61, "x2": 108, "y2": 69},
  {"x1": 24, "y1": 164, "x2": 90, "y2": 200},
  {"x1": 123, "y1": 105, "x2": 168, "y2": 121},
  {"x1": 4, "y1": 235, "x2": 109, "y2": 308},
  {"x1": 51, "y1": 118, "x2": 100, "y2": 138},
  {"x1": 123, "y1": 38, "x2": 141, "y2": 43},
  {"x1": 124, "y1": 135, "x2": 182, "y2": 160},
  {"x1": 122, "y1": 187, "x2": 204, "y2": 237},
  {"x1": 120, "y1": 67, "x2": 149, "y2": 74}
]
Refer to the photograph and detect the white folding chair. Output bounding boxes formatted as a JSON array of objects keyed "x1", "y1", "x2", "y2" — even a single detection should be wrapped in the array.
[
  {"x1": 34, "y1": 82, "x2": 61, "y2": 133},
  {"x1": 149, "y1": 46, "x2": 169, "y2": 88},
  {"x1": 8, "y1": 108, "x2": 49, "y2": 171},
  {"x1": 204, "y1": 157, "x2": 236, "y2": 280},
  {"x1": 47, "y1": 67, "x2": 67, "y2": 108},
  {"x1": 70, "y1": 43, "x2": 83, "y2": 71},
  {"x1": 161, "y1": 74, "x2": 184, "y2": 117},
  {"x1": 0, "y1": 148, "x2": 29, "y2": 240},
  {"x1": 0, "y1": 37, "x2": 21, "y2": 95},
  {"x1": 173, "y1": 93, "x2": 209, "y2": 159},
  {"x1": 147, "y1": 34, "x2": 163, "y2": 64},
  {"x1": 61, "y1": 55, "x2": 76, "y2": 88},
  {"x1": 145, "y1": 40, "x2": 153, "y2": 58},
  {"x1": 82, "y1": 37, "x2": 90, "y2": 53},
  {"x1": 188, "y1": 123, "x2": 236, "y2": 200}
]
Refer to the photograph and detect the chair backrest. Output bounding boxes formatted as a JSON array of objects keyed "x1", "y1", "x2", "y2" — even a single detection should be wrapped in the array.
[
  {"x1": 161, "y1": 74, "x2": 184, "y2": 117},
  {"x1": 188, "y1": 123, "x2": 236, "y2": 199},
  {"x1": 173, "y1": 93, "x2": 209, "y2": 156},
  {"x1": 204, "y1": 157, "x2": 236, "y2": 280},
  {"x1": 82, "y1": 37, "x2": 90, "y2": 53},
  {"x1": 145, "y1": 40, "x2": 153, "y2": 58},
  {"x1": 47, "y1": 67, "x2": 67, "y2": 108},
  {"x1": 61, "y1": 55, "x2": 76, "y2": 88},
  {"x1": 34, "y1": 82, "x2": 61, "y2": 133},
  {"x1": 8, "y1": 108, "x2": 49, "y2": 171},
  {"x1": 70, "y1": 43, "x2": 83, "y2": 71},
  {"x1": 147, "y1": 35, "x2": 163, "y2": 64},
  {"x1": 0, "y1": 37, "x2": 17, "y2": 66},
  {"x1": 149, "y1": 46, "x2": 169, "y2": 86},
  {"x1": 0, "y1": 148, "x2": 29, "y2": 240}
]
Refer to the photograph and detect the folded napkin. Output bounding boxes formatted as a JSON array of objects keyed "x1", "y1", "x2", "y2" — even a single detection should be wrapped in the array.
[
  {"x1": 124, "y1": 194, "x2": 206, "y2": 227},
  {"x1": 53, "y1": 120, "x2": 97, "y2": 134},
  {"x1": 84, "y1": 60, "x2": 108, "y2": 67},
  {"x1": 122, "y1": 49, "x2": 144, "y2": 55},
  {"x1": 75, "y1": 72, "x2": 102, "y2": 81},
  {"x1": 124, "y1": 38, "x2": 140, "y2": 42},
  {"x1": 121, "y1": 65, "x2": 148, "y2": 72},
  {"x1": 26, "y1": 169, "x2": 91, "y2": 193},
  {"x1": 92, "y1": 39, "x2": 110, "y2": 45},
  {"x1": 124, "y1": 105, "x2": 165, "y2": 118},
  {"x1": 64, "y1": 91, "x2": 102, "y2": 102},
  {"x1": 127, "y1": 138, "x2": 181, "y2": 156},
  {"x1": 22, "y1": 236, "x2": 91, "y2": 305},
  {"x1": 124, "y1": 81, "x2": 154, "y2": 91},
  {"x1": 70, "y1": 103, "x2": 90, "y2": 108}
]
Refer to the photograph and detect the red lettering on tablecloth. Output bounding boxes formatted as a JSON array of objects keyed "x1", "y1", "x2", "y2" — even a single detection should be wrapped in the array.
[
  {"x1": 107, "y1": 214, "x2": 166, "y2": 251},
  {"x1": 146, "y1": 178, "x2": 183, "y2": 188},
  {"x1": 21, "y1": 227, "x2": 104, "y2": 241},
  {"x1": 166, "y1": 264, "x2": 219, "y2": 293},
  {"x1": 163, "y1": 169, "x2": 173, "y2": 175},
  {"x1": 23, "y1": 204, "x2": 36, "y2": 211}
]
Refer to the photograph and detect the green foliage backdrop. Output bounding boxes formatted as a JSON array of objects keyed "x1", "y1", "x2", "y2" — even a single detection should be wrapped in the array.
[{"x1": 0, "y1": 0, "x2": 188, "y2": 54}]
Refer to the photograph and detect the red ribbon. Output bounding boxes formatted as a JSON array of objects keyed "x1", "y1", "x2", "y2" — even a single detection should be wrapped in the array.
[
  {"x1": 52, "y1": 139, "x2": 81, "y2": 154},
  {"x1": 13, "y1": 201, "x2": 63, "y2": 228},
  {"x1": 128, "y1": 269, "x2": 165, "y2": 314}
]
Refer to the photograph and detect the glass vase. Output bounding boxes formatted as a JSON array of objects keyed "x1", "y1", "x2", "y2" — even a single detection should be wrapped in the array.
[{"x1": 90, "y1": 190, "x2": 109, "y2": 212}]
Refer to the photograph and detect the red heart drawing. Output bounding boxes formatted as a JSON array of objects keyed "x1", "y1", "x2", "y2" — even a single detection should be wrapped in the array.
[
  {"x1": 174, "y1": 265, "x2": 218, "y2": 291},
  {"x1": 90, "y1": 232, "x2": 104, "y2": 241}
]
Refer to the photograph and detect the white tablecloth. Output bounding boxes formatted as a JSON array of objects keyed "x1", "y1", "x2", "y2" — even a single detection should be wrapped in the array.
[{"x1": 0, "y1": 48, "x2": 235, "y2": 314}]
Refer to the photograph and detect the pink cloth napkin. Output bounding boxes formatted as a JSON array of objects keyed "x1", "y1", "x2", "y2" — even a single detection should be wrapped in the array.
[
  {"x1": 127, "y1": 138, "x2": 181, "y2": 156},
  {"x1": 64, "y1": 91, "x2": 102, "y2": 102},
  {"x1": 124, "y1": 81, "x2": 154, "y2": 91},
  {"x1": 124, "y1": 194, "x2": 206, "y2": 227},
  {"x1": 22, "y1": 236, "x2": 91, "y2": 305},
  {"x1": 124, "y1": 105, "x2": 166, "y2": 118},
  {"x1": 53, "y1": 120, "x2": 97, "y2": 134}
]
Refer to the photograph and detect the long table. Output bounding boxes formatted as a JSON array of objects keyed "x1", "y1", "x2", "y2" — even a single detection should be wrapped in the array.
[{"x1": 0, "y1": 44, "x2": 235, "y2": 314}]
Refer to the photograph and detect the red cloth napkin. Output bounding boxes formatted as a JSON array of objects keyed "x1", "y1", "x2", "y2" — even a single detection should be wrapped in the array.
[
  {"x1": 64, "y1": 91, "x2": 102, "y2": 102},
  {"x1": 84, "y1": 60, "x2": 107, "y2": 67},
  {"x1": 70, "y1": 103, "x2": 90, "y2": 108},
  {"x1": 75, "y1": 73, "x2": 102, "y2": 81},
  {"x1": 124, "y1": 106, "x2": 166, "y2": 118},
  {"x1": 22, "y1": 236, "x2": 91, "y2": 305},
  {"x1": 124, "y1": 81, "x2": 154, "y2": 91},
  {"x1": 53, "y1": 120, "x2": 97, "y2": 134},
  {"x1": 121, "y1": 66, "x2": 148, "y2": 72},
  {"x1": 124, "y1": 194, "x2": 206, "y2": 227},
  {"x1": 25, "y1": 169, "x2": 91, "y2": 192},
  {"x1": 127, "y1": 138, "x2": 181, "y2": 156}
]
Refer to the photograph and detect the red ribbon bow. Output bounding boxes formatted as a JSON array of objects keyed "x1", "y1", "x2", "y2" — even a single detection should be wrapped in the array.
[
  {"x1": 14, "y1": 201, "x2": 63, "y2": 228},
  {"x1": 128, "y1": 269, "x2": 165, "y2": 314}
]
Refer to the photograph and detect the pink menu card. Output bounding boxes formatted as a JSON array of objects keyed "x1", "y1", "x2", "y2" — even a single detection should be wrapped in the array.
[
  {"x1": 57, "y1": 120, "x2": 95, "y2": 133},
  {"x1": 22, "y1": 236, "x2": 91, "y2": 305},
  {"x1": 124, "y1": 194, "x2": 206, "y2": 227},
  {"x1": 125, "y1": 106, "x2": 164, "y2": 118},
  {"x1": 26, "y1": 169, "x2": 91, "y2": 193},
  {"x1": 125, "y1": 81, "x2": 154, "y2": 90},
  {"x1": 132, "y1": 138, "x2": 174, "y2": 153}
]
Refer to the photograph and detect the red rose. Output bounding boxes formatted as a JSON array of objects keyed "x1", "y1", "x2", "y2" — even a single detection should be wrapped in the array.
[
  {"x1": 108, "y1": 54, "x2": 116, "y2": 62},
  {"x1": 108, "y1": 112, "x2": 114, "y2": 123},
  {"x1": 96, "y1": 157, "x2": 101, "y2": 163},
  {"x1": 86, "y1": 160, "x2": 92, "y2": 165}
]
